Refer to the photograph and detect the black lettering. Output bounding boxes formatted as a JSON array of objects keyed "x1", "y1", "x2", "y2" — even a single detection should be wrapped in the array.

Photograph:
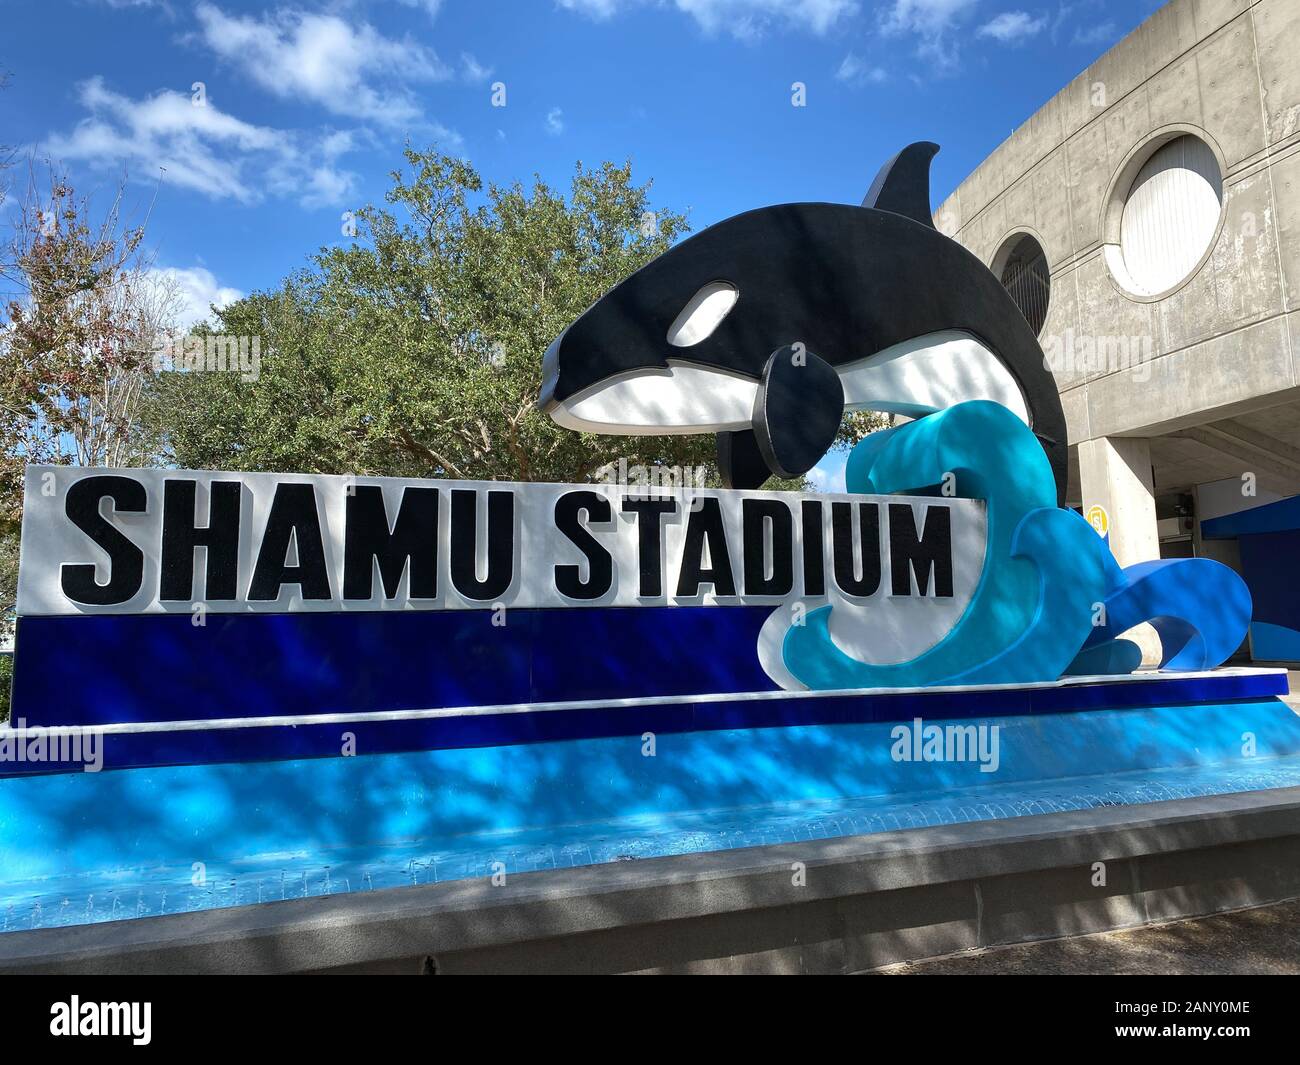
[
  {"x1": 831, "y1": 501, "x2": 881, "y2": 596},
  {"x1": 343, "y1": 486, "x2": 438, "y2": 599},
  {"x1": 676, "y1": 497, "x2": 736, "y2": 597},
  {"x1": 160, "y1": 479, "x2": 241, "y2": 601},
  {"x1": 889, "y1": 503, "x2": 953, "y2": 597},
  {"x1": 248, "y1": 483, "x2": 332, "y2": 600},
  {"x1": 742, "y1": 498, "x2": 793, "y2": 596},
  {"x1": 449, "y1": 489, "x2": 514, "y2": 601},
  {"x1": 554, "y1": 491, "x2": 613, "y2": 600},
  {"x1": 621, "y1": 496, "x2": 676, "y2": 597},
  {"x1": 801, "y1": 499, "x2": 825, "y2": 597},
  {"x1": 61, "y1": 475, "x2": 146, "y2": 606}
]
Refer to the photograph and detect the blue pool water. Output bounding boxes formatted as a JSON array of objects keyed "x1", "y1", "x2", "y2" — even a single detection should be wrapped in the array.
[
  {"x1": 2, "y1": 687, "x2": 1298, "y2": 934},
  {"x1": 4, "y1": 750, "x2": 1300, "y2": 933}
]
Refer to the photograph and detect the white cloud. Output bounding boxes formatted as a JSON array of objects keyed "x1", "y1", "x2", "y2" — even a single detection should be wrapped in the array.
[
  {"x1": 880, "y1": 0, "x2": 978, "y2": 71},
  {"x1": 558, "y1": 0, "x2": 858, "y2": 39},
  {"x1": 556, "y1": 0, "x2": 631, "y2": 18},
  {"x1": 295, "y1": 166, "x2": 359, "y2": 211},
  {"x1": 318, "y1": 129, "x2": 359, "y2": 158},
  {"x1": 391, "y1": 0, "x2": 443, "y2": 17},
  {"x1": 545, "y1": 107, "x2": 565, "y2": 136},
  {"x1": 807, "y1": 454, "x2": 847, "y2": 494},
  {"x1": 148, "y1": 266, "x2": 243, "y2": 330},
  {"x1": 194, "y1": 3, "x2": 451, "y2": 128},
  {"x1": 836, "y1": 53, "x2": 888, "y2": 85},
  {"x1": 678, "y1": 0, "x2": 858, "y2": 37},
  {"x1": 42, "y1": 77, "x2": 360, "y2": 209},
  {"x1": 1073, "y1": 19, "x2": 1117, "y2": 47},
  {"x1": 460, "y1": 52, "x2": 492, "y2": 83},
  {"x1": 881, "y1": 0, "x2": 976, "y2": 35},
  {"x1": 977, "y1": 11, "x2": 1048, "y2": 43}
]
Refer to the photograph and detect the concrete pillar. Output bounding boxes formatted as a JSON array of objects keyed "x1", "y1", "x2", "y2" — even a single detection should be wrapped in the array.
[
  {"x1": 1077, "y1": 437, "x2": 1162, "y2": 667},
  {"x1": 1077, "y1": 437, "x2": 1160, "y2": 565}
]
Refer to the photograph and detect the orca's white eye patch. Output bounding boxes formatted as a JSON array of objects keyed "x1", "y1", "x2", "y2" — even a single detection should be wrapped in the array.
[{"x1": 666, "y1": 281, "x2": 738, "y2": 347}]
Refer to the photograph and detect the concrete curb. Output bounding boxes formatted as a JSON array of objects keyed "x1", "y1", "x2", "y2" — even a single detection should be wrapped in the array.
[{"x1": 4, "y1": 785, "x2": 1300, "y2": 974}]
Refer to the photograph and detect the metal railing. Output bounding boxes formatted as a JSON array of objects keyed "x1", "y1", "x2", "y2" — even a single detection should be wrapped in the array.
[{"x1": 1001, "y1": 250, "x2": 1050, "y2": 336}]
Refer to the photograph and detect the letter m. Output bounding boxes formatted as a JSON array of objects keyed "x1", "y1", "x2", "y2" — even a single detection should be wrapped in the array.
[{"x1": 888, "y1": 503, "x2": 954, "y2": 597}]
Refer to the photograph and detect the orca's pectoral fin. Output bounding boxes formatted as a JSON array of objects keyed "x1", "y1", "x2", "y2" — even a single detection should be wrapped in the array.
[
  {"x1": 717, "y1": 429, "x2": 771, "y2": 490},
  {"x1": 753, "y1": 345, "x2": 844, "y2": 481}
]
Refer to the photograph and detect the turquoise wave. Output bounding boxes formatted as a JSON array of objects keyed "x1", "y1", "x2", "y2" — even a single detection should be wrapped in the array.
[{"x1": 780, "y1": 401, "x2": 1250, "y2": 688}]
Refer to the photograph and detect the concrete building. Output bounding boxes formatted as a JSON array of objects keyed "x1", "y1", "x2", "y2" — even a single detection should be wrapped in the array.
[{"x1": 937, "y1": 0, "x2": 1300, "y2": 663}]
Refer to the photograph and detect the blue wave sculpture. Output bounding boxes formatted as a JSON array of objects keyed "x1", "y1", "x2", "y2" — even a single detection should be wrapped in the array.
[
  {"x1": 1068, "y1": 555, "x2": 1252, "y2": 675},
  {"x1": 780, "y1": 401, "x2": 1251, "y2": 688}
]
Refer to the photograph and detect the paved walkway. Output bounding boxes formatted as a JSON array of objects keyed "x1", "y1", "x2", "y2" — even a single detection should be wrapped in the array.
[{"x1": 873, "y1": 899, "x2": 1300, "y2": 974}]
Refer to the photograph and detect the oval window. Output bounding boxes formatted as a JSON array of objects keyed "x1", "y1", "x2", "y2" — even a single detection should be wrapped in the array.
[{"x1": 1115, "y1": 135, "x2": 1223, "y2": 296}]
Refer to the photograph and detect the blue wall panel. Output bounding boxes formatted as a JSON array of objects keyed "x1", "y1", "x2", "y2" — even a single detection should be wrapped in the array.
[
  {"x1": 12, "y1": 607, "x2": 779, "y2": 727},
  {"x1": 1251, "y1": 622, "x2": 1300, "y2": 662},
  {"x1": 1238, "y1": 530, "x2": 1300, "y2": 657},
  {"x1": 1202, "y1": 499, "x2": 1300, "y2": 663}
]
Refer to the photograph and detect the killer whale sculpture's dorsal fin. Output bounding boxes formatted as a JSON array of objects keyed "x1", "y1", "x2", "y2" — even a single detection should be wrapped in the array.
[{"x1": 862, "y1": 141, "x2": 940, "y2": 228}]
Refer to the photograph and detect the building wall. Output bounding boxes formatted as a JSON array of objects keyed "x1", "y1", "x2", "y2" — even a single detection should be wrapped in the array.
[{"x1": 935, "y1": 0, "x2": 1300, "y2": 485}]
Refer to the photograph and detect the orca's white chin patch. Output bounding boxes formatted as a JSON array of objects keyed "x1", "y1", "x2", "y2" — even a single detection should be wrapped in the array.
[
  {"x1": 549, "y1": 330, "x2": 1032, "y2": 439},
  {"x1": 839, "y1": 330, "x2": 1030, "y2": 425},
  {"x1": 550, "y1": 362, "x2": 758, "y2": 436}
]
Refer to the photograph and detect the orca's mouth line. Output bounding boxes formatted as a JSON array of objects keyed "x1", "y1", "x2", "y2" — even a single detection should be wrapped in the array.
[
  {"x1": 548, "y1": 361, "x2": 759, "y2": 436},
  {"x1": 546, "y1": 331, "x2": 1032, "y2": 440}
]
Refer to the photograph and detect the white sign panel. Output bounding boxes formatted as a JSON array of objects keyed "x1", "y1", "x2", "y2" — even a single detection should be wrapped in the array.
[{"x1": 17, "y1": 466, "x2": 987, "y2": 621}]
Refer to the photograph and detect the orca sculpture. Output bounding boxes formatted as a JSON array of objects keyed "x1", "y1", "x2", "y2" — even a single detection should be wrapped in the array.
[{"x1": 537, "y1": 142, "x2": 1068, "y2": 504}]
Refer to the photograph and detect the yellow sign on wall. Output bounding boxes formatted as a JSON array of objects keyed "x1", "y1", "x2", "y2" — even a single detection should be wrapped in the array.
[{"x1": 1085, "y1": 504, "x2": 1110, "y2": 536}]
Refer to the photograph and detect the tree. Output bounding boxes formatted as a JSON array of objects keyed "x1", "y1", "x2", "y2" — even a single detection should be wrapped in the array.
[
  {"x1": 0, "y1": 68, "x2": 13, "y2": 714},
  {"x1": 2, "y1": 170, "x2": 174, "y2": 523},
  {"x1": 0, "y1": 69, "x2": 12, "y2": 212},
  {"x1": 144, "y1": 147, "x2": 884, "y2": 488},
  {"x1": 145, "y1": 149, "x2": 707, "y2": 481},
  {"x1": 0, "y1": 166, "x2": 175, "y2": 716}
]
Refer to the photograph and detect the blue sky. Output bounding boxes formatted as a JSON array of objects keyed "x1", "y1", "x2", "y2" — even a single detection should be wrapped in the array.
[{"x1": 2, "y1": 0, "x2": 1161, "y2": 486}]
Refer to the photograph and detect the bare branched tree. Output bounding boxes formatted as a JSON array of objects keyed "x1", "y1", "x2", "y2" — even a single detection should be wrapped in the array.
[
  {"x1": 1, "y1": 165, "x2": 179, "y2": 526},
  {"x1": 0, "y1": 161, "x2": 177, "y2": 695}
]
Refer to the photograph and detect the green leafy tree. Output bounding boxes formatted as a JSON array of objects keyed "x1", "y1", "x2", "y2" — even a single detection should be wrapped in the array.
[
  {"x1": 145, "y1": 149, "x2": 702, "y2": 481},
  {"x1": 144, "y1": 147, "x2": 885, "y2": 488}
]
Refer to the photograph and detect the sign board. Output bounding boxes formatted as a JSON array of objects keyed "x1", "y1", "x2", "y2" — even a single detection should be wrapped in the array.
[
  {"x1": 18, "y1": 466, "x2": 984, "y2": 619},
  {"x1": 12, "y1": 465, "x2": 987, "y2": 732}
]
